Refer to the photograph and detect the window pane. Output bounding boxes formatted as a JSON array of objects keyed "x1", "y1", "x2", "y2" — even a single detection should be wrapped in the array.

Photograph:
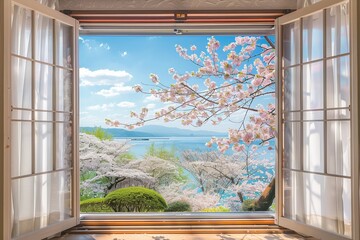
[
  {"x1": 326, "y1": 2, "x2": 350, "y2": 57},
  {"x1": 284, "y1": 66, "x2": 300, "y2": 111},
  {"x1": 35, "y1": 63, "x2": 53, "y2": 111},
  {"x1": 11, "y1": 122, "x2": 32, "y2": 177},
  {"x1": 283, "y1": 21, "x2": 300, "y2": 67},
  {"x1": 11, "y1": 109, "x2": 31, "y2": 121},
  {"x1": 56, "y1": 112, "x2": 72, "y2": 122},
  {"x1": 303, "y1": 122, "x2": 324, "y2": 173},
  {"x1": 56, "y1": 22, "x2": 73, "y2": 68},
  {"x1": 11, "y1": 171, "x2": 72, "y2": 238},
  {"x1": 303, "y1": 61, "x2": 323, "y2": 110},
  {"x1": 56, "y1": 123, "x2": 72, "y2": 170},
  {"x1": 284, "y1": 112, "x2": 300, "y2": 121},
  {"x1": 35, "y1": 123, "x2": 53, "y2": 173},
  {"x1": 283, "y1": 170, "x2": 351, "y2": 237},
  {"x1": 35, "y1": 13, "x2": 53, "y2": 64},
  {"x1": 284, "y1": 122, "x2": 301, "y2": 170},
  {"x1": 56, "y1": 69, "x2": 73, "y2": 112},
  {"x1": 303, "y1": 110, "x2": 324, "y2": 121},
  {"x1": 327, "y1": 121, "x2": 351, "y2": 177},
  {"x1": 11, "y1": 5, "x2": 32, "y2": 58},
  {"x1": 11, "y1": 57, "x2": 32, "y2": 109},
  {"x1": 303, "y1": 12, "x2": 323, "y2": 62},
  {"x1": 34, "y1": 111, "x2": 53, "y2": 121},
  {"x1": 326, "y1": 56, "x2": 350, "y2": 109},
  {"x1": 327, "y1": 109, "x2": 350, "y2": 120}
]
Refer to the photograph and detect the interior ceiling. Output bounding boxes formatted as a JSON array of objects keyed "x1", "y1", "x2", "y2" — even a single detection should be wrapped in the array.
[
  {"x1": 59, "y1": 0, "x2": 297, "y2": 35},
  {"x1": 58, "y1": 0, "x2": 297, "y2": 11}
]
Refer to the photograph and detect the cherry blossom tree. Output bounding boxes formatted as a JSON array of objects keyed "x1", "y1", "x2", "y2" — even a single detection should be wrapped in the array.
[
  {"x1": 125, "y1": 156, "x2": 186, "y2": 186},
  {"x1": 180, "y1": 147, "x2": 274, "y2": 199},
  {"x1": 105, "y1": 36, "x2": 276, "y2": 209},
  {"x1": 80, "y1": 133, "x2": 156, "y2": 197},
  {"x1": 106, "y1": 36, "x2": 276, "y2": 153}
]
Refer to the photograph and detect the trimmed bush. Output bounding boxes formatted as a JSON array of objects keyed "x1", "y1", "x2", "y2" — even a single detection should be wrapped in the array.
[
  {"x1": 200, "y1": 206, "x2": 230, "y2": 212},
  {"x1": 165, "y1": 201, "x2": 192, "y2": 212},
  {"x1": 104, "y1": 187, "x2": 167, "y2": 212},
  {"x1": 241, "y1": 199, "x2": 256, "y2": 211},
  {"x1": 80, "y1": 198, "x2": 114, "y2": 212}
]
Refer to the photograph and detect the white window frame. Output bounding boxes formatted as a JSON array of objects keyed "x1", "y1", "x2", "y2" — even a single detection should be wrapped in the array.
[
  {"x1": 275, "y1": 0, "x2": 360, "y2": 239},
  {"x1": 1, "y1": 0, "x2": 359, "y2": 239},
  {"x1": 1, "y1": 0, "x2": 80, "y2": 239}
]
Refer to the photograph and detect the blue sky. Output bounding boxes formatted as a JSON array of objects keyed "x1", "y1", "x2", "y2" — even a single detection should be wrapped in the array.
[{"x1": 79, "y1": 35, "x2": 274, "y2": 133}]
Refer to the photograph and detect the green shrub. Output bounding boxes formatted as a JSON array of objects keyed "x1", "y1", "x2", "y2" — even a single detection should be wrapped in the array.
[
  {"x1": 200, "y1": 206, "x2": 230, "y2": 212},
  {"x1": 241, "y1": 199, "x2": 256, "y2": 211},
  {"x1": 116, "y1": 152, "x2": 136, "y2": 165},
  {"x1": 165, "y1": 201, "x2": 191, "y2": 212},
  {"x1": 80, "y1": 198, "x2": 114, "y2": 212},
  {"x1": 82, "y1": 127, "x2": 113, "y2": 141},
  {"x1": 104, "y1": 187, "x2": 167, "y2": 212},
  {"x1": 146, "y1": 143, "x2": 177, "y2": 160}
]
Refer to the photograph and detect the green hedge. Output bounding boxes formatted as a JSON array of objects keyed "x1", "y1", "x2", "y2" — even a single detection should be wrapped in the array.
[
  {"x1": 104, "y1": 187, "x2": 167, "y2": 212},
  {"x1": 165, "y1": 201, "x2": 191, "y2": 212},
  {"x1": 80, "y1": 198, "x2": 114, "y2": 212}
]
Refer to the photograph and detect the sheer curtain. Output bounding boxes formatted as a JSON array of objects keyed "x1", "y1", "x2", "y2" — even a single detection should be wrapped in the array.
[{"x1": 11, "y1": 0, "x2": 72, "y2": 238}]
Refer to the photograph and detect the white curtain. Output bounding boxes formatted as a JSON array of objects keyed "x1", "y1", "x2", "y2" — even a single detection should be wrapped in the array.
[
  {"x1": 284, "y1": 2, "x2": 351, "y2": 236},
  {"x1": 11, "y1": 1, "x2": 72, "y2": 238}
]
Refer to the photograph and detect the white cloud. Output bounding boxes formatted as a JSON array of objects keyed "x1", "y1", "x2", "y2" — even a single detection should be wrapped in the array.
[
  {"x1": 95, "y1": 83, "x2": 133, "y2": 97},
  {"x1": 80, "y1": 68, "x2": 133, "y2": 87},
  {"x1": 117, "y1": 101, "x2": 136, "y2": 108},
  {"x1": 87, "y1": 103, "x2": 115, "y2": 111},
  {"x1": 120, "y1": 51, "x2": 128, "y2": 57},
  {"x1": 146, "y1": 103, "x2": 156, "y2": 109},
  {"x1": 79, "y1": 37, "x2": 111, "y2": 51},
  {"x1": 147, "y1": 36, "x2": 161, "y2": 41},
  {"x1": 143, "y1": 95, "x2": 158, "y2": 103}
]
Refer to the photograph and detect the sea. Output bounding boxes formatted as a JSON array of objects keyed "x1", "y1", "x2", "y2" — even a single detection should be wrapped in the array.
[
  {"x1": 115, "y1": 136, "x2": 224, "y2": 158},
  {"x1": 114, "y1": 136, "x2": 275, "y2": 160}
]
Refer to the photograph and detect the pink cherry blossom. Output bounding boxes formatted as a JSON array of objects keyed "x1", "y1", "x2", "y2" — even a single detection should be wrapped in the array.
[{"x1": 106, "y1": 35, "x2": 276, "y2": 155}]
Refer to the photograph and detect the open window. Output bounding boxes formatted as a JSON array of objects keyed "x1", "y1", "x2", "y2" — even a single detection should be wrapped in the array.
[
  {"x1": 1, "y1": 0, "x2": 359, "y2": 239},
  {"x1": 276, "y1": 0, "x2": 359, "y2": 239},
  {"x1": 4, "y1": 0, "x2": 79, "y2": 239}
]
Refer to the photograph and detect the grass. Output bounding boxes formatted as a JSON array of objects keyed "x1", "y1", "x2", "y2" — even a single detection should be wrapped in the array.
[{"x1": 82, "y1": 126, "x2": 113, "y2": 141}]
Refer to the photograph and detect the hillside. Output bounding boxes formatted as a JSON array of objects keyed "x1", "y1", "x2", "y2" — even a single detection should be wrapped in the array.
[{"x1": 80, "y1": 125, "x2": 227, "y2": 138}]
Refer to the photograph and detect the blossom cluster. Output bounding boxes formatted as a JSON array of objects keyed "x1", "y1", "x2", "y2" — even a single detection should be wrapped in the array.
[{"x1": 106, "y1": 36, "x2": 276, "y2": 153}]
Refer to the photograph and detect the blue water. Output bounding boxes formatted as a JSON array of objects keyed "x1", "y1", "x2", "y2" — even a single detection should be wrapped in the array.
[
  {"x1": 115, "y1": 136, "x2": 275, "y2": 160},
  {"x1": 115, "y1": 136, "x2": 223, "y2": 158}
]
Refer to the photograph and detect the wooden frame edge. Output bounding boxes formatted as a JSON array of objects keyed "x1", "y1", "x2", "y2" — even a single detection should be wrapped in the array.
[
  {"x1": 1, "y1": 0, "x2": 12, "y2": 239},
  {"x1": 350, "y1": 0, "x2": 360, "y2": 239}
]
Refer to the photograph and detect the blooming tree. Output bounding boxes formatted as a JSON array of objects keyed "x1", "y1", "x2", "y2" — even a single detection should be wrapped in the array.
[
  {"x1": 80, "y1": 133, "x2": 155, "y2": 197},
  {"x1": 158, "y1": 183, "x2": 221, "y2": 211},
  {"x1": 106, "y1": 36, "x2": 276, "y2": 153},
  {"x1": 105, "y1": 36, "x2": 276, "y2": 209},
  {"x1": 181, "y1": 148, "x2": 274, "y2": 198},
  {"x1": 125, "y1": 156, "x2": 185, "y2": 186}
]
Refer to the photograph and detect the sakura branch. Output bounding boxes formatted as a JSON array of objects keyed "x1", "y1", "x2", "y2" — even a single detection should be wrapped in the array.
[{"x1": 106, "y1": 36, "x2": 276, "y2": 153}]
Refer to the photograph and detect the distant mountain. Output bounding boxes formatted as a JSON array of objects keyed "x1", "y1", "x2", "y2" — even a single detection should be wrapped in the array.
[
  {"x1": 136, "y1": 125, "x2": 227, "y2": 137},
  {"x1": 80, "y1": 127, "x2": 156, "y2": 138},
  {"x1": 80, "y1": 125, "x2": 227, "y2": 138}
]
